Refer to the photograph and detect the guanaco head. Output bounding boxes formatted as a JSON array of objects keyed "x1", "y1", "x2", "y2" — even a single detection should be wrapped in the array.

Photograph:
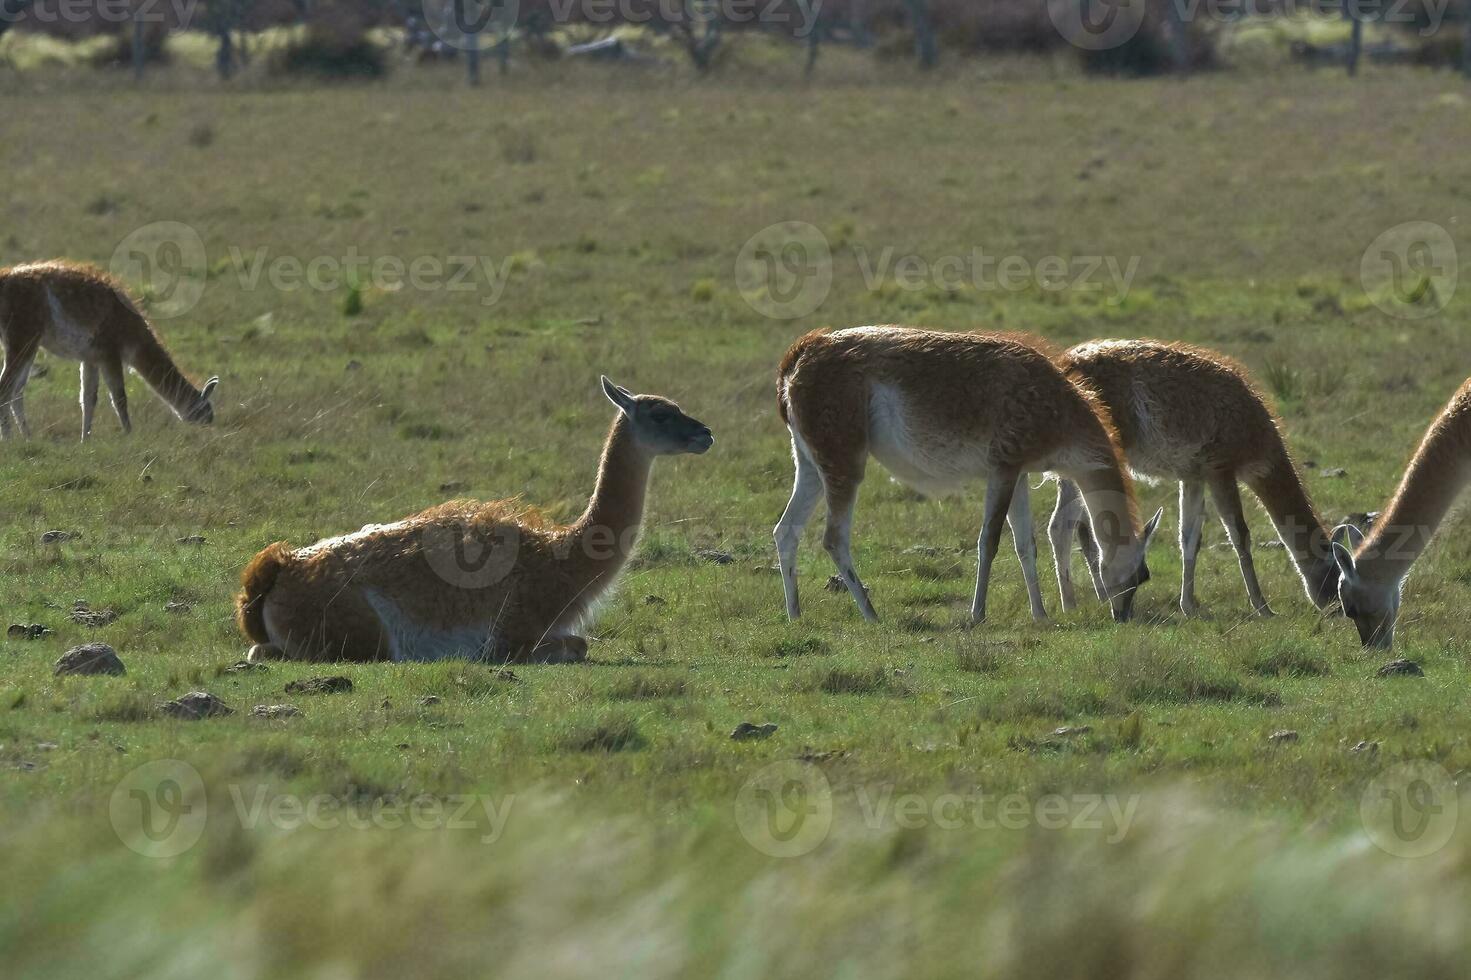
[
  {"x1": 602, "y1": 376, "x2": 713, "y2": 456},
  {"x1": 1102, "y1": 507, "x2": 1164, "y2": 623},
  {"x1": 182, "y1": 376, "x2": 220, "y2": 425},
  {"x1": 1331, "y1": 523, "x2": 1399, "y2": 649}
]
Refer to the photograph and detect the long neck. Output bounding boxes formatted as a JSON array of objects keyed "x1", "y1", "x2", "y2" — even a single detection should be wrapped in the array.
[
  {"x1": 1360, "y1": 390, "x2": 1471, "y2": 582},
  {"x1": 568, "y1": 414, "x2": 656, "y2": 578},
  {"x1": 1245, "y1": 437, "x2": 1335, "y2": 606},
  {"x1": 127, "y1": 335, "x2": 201, "y2": 417},
  {"x1": 1069, "y1": 462, "x2": 1140, "y2": 569}
]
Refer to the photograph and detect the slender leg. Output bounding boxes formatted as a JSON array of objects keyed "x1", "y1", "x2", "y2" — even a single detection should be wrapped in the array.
[
  {"x1": 1178, "y1": 480, "x2": 1207, "y2": 615},
  {"x1": 0, "y1": 345, "x2": 36, "y2": 441},
  {"x1": 972, "y1": 470, "x2": 1019, "y2": 625},
  {"x1": 774, "y1": 436, "x2": 825, "y2": 620},
  {"x1": 1048, "y1": 478, "x2": 1087, "y2": 612},
  {"x1": 99, "y1": 356, "x2": 131, "y2": 433},
  {"x1": 1007, "y1": 474, "x2": 1048, "y2": 622},
  {"x1": 80, "y1": 363, "x2": 99, "y2": 442},
  {"x1": 1078, "y1": 511, "x2": 1108, "y2": 602},
  {"x1": 1207, "y1": 475, "x2": 1272, "y2": 617},
  {"x1": 529, "y1": 636, "x2": 588, "y2": 664},
  {"x1": 9, "y1": 361, "x2": 30, "y2": 438},
  {"x1": 823, "y1": 482, "x2": 878, "y2": 623}
]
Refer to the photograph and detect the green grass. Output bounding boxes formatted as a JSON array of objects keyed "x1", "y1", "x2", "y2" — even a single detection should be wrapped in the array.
[{"x1": 2, "y1": 62, "x2": 1471, "y2": 977}]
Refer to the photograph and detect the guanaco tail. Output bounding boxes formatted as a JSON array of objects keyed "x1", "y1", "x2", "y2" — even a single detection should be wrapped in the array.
[
  {"x1": 1051, "y1": 340, "x2": 1338, "y2": 618},
  {"x1": 235, "y1": 377, "x2": 713, "y2": 664},
  {"x1": 775, "y1": 326, "x2": 1162, "y2": 626},
  {"x1": 1333, "y1": 375, "x2": 1471, "y2": 649},
  {"x1": 0, "y1": 260, "x2": 219, "y2": 440}
]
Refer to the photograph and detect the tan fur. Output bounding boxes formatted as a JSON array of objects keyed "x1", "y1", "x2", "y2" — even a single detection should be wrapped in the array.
[
  {"x1": 234, "y1": 381, "x2": 712, "y2": 664},
  {"x1": 1057, "y1": 340, "x2": 1336, "y2": 615},
  {"x1": 1334, "y1": 377, "x2": 1471, "y2": 648},
  {"x1": 775, "y1": 326, "x2": 1161, "y2": 625},
  {"x1": 0, "y1": 260, "x2": 218, "y2": 439}
]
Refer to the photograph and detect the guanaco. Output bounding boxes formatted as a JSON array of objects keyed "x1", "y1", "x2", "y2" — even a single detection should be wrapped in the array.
[
  {"x1": 0, "y1": 261, "x2": 219, "y2": 440},
  {"x1": 775, "y1": 326, "x2": 1162, "y2": 625},
  {"x1": 1051, "y1": 340, "x2": 1338, "y2": 617},
  {"x1": 236, "y1": 378, "x2": 713, "y2": 663},
  {"x1": 1333, "y1": 376, "x2": 1471, "y2": 649}
]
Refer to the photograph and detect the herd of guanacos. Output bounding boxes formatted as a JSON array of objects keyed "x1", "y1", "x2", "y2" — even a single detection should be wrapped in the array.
[{"x1": 3, "y1": 259, "x2": 1466, "y2": 662}]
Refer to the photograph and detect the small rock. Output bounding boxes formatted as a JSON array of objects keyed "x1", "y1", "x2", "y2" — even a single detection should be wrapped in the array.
[
  {"x1": 1052, "y1": 725, "x2": 1093, "y2": 738},
  {"x1": 160, "y1": 691, "x2": 232, "y2": 719},
  {"x1": 69, "y1": 602, "x2": 118, "y2": 628},
  {"x1": 345, "y1": 359, "x2": 363, "y2": 371},
  {"x1": 1259, "y1": 540, "x2": 1286, "y2": 550},
  {"x1": 54, "y1": 643, "x2": 125, "y2": 677},
  {"x1": 730, "y1": 722, "x2": 778, "y2": 741},
  {"x1": 285, "y1": 675, "x2": 353, "y2": 695},
  {"x1": 250, "y1": 703, "x2": 301, "y2": 719},
  {"x1": 1268, "y1": 730, "x2": 1299, "y2": 743},
  {"x1": 176, "y1": 535, "x2": 207, "y2": 546},
  {"x1": 224, "y1": 660, "x2": 268, "y2": 674},
  {"x1": 825, "y1": 575, "x2": 846, "y2": 593},
  {"x1": 1350, "y1": 740, "x2": 1380, "y2": 754},
  {"x1": 439, "y1": 480, "x2": 468, "y2": 493},
  {"x1": 418, "y1": 695, "x2": 441, "y2": 706},
  {"x1": 164, "y1": 601, "x2": 192, "y2": 614},
  {"x1": 696, "y1": 549, "x2": 735, "y2": 565},
  {"x1": 40, "y1": 530, "x2": 76, "y2": 544},
  {"x1": 1377, "y1": 659, "x2": 1423, "y2": 678},
  {"x1": 35, "y1": 742, "x2": 58, "y2": 751},
  {"x1": 6, "y1": 623, "x2": 48, "y2": 640},
  {"x1": 902, "y1": 545, "x2": 944, "y2": 556},
  {"x1": 1321, "y1": 467, "x2": 1347, "y2": 478},
  {"x1": 643, "y1": 594, "x2": 667, "y2": 606}
]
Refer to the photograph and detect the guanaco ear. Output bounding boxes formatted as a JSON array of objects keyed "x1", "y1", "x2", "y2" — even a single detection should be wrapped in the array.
[
  {"x1": 1332, "y1": 522, "x2": 1365, "y2": 550},
  {"x1": 601, "y1": 376, "x2": 636, "y2": 415},
  {"x1": 1331, "y1": 535, "x2": 1358, "y2": 580},
  {"x1": 1141, "y1": 507, "x2": 1164, "y2": 546},
  {"x1": 200, "y1": 376, "x2": 220, "y2": 402}
]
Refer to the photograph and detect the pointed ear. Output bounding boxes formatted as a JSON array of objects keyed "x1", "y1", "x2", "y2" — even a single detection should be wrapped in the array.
[
  {"x1": 1141, "y1": 506, "x2": 1165, "y2": 545},
  {"x1": 601, "y1": 376, "x2": 636, "y2": 414},
  {"x1": 1331, "y1": 539, "x2": 1358, "y2": 579},
  {"x1": 200, "y1": 376, "x2": 220, "y2": 401},
  {"x1": 1332, "y1": 522, "x2": 1365, "y2": 550}
]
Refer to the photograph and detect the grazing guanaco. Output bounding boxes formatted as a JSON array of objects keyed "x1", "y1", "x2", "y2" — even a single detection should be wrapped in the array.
[
  {"x1": 775, "y1": 326, "x2": 1162, "y2": 625},
  {"x1": 0, "y1": 261, "x2": 219, "y2": 440},
  {"x1": 236, "y1": 378, "x2": 713, "y2": 664},
  {"x1": 1050, "y1": 340, "x2": 1337, "y2": 617},
  {"x1": 1333, "y1": 376, "x2": 1471, "y2": 649}
]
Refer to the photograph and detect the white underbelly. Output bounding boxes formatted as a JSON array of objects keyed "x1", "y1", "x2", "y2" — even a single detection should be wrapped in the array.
[
  {"x1": 363, "y1": 589, "x2": 503, "y2": 662},
  {"x1": 867, "y1": 383, "x2": 993, "y2": 496},
  {"x1": 40, "y1": 288, "x2": 99, "y2": 360}
]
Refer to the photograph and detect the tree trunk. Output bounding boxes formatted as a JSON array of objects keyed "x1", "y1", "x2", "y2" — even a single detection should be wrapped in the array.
[
  {"x1": 216, "y1": 28, "x2": 235, "y2": 80},
  {"x1": 904, "y1": 0, "x2": 937, "y2": 70},
  {"x1": 132, "y1": 13, "x2": 146, "y2": 81},
  {"x1": 1346, "y1": 12, "x2": 1362, "y2": 77}
]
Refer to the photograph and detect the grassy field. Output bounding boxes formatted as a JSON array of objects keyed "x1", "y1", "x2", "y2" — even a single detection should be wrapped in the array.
[{"x1": 3, "y1": 58, "x2": 1471, "y2": 977}]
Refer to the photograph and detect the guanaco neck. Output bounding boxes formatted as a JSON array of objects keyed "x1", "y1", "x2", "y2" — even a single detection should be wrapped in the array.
[
  {"x1": 1246, "y1": 438, "x2": 1336, "y2": 605},
  {"x1": 1359, "y1": 397, "x2": 1471, "y2": 584},
  {"x1": 1068, "y1": 461, "x2": 1141, "y2": 568},
  {"x1": 566, "y1": 413, "x2": 655, "y2": 583},
  {"x1": 127, "y1": 334, "x2": 203, "y2": 416}
]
